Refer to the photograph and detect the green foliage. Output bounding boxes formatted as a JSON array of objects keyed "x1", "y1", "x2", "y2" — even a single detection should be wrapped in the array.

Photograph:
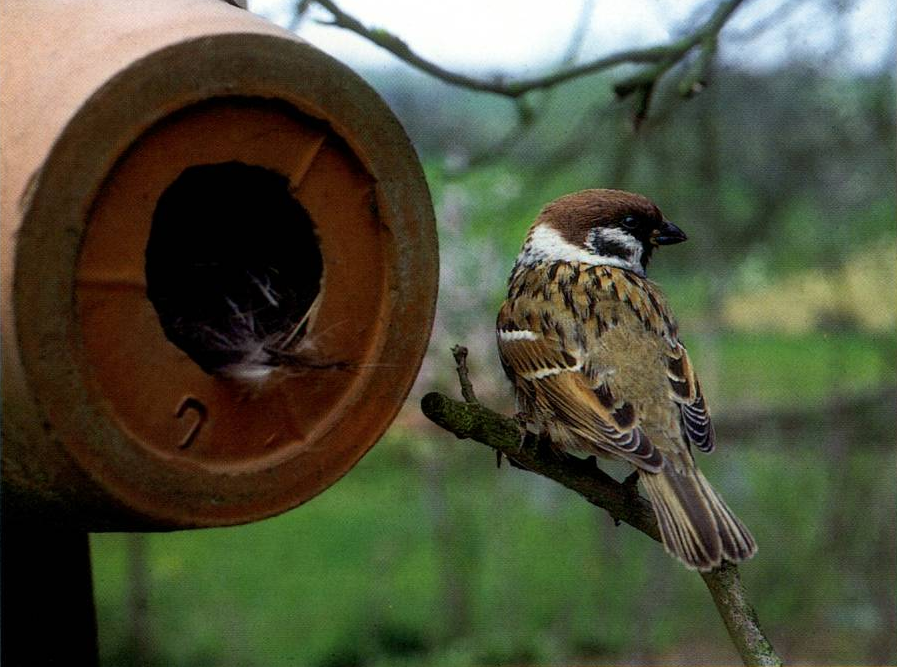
[
  {"x1": 679, "y1": 331, "x2": 895, "y2": 408},
  {"x1": 93, "y1": 431, "x2": 896, "y2": 665}
]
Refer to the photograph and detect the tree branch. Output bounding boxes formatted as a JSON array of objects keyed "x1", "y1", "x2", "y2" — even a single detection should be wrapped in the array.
[
  {"x1": 310, "y1": 0, "x2": 746, "y2": 101},
  {"x1": 421, "y1": 346, "x2": 783, "y2": 667},
  {"x1": 458, "y1": 0, "x2": 597, "y2": 171},
  {"x1": 450, "y1": 344, "x2": 479, "y2": 404},
  {"x1": 701, "y1": 563, "x2": 784, "y2": 666}
]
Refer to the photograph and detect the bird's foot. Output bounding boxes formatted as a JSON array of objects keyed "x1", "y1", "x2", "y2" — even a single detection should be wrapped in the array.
[
  {"x1": 512, "y1": 412, "x2": 531, "y2": 452},
  {"x1": 495, "y1": 413, "x2": 533, "y2": 469}
]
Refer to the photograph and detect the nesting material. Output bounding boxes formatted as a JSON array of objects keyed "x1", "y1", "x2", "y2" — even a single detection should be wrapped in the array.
[{"x1": 145, "y1": 161, "x2": 323, "y2": 384}]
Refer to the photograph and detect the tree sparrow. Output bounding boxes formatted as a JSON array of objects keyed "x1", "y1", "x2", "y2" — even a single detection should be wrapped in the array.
[{"x1": 497, "y1": 189, "x2": 756, "y2": 571}]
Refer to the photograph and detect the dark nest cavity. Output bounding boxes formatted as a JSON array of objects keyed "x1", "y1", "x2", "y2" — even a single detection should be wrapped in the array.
[{"x1": 145, "y1": 161, "x2": 323, "y2": 382}]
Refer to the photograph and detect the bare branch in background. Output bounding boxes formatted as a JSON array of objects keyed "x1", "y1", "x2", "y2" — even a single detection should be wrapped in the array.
[
  {"x1": 463, "y1": 0, "x2": 596, "y2": 170},
  {"x1": 308, "y1": 0, "x2": 746, "y2": 126},
  {"x1": 678, "y1": 35, "x2": 718, "y2": 97},
  {"x1": 287, "y1": 0, "x2": 313, "y2": 32},
  {"x1": 726, "y1": 0, "x2": 810, "y2": 42},
  {"x1": 561, "y1": 0, "x2": 598, "y2": 64},
  {"x1": 421, "y1": 346, "x2": 784, "y2": 667}
]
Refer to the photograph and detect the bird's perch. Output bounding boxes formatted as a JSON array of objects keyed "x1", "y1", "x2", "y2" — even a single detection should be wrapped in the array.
[{"x1": 421, "y1": 345, "x2": 783, "y2": 667}]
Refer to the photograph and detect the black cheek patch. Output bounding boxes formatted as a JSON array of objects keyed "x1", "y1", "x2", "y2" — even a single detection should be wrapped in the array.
[{"x1": 598, "y1": 240, "x2": 629, "y2": 257}]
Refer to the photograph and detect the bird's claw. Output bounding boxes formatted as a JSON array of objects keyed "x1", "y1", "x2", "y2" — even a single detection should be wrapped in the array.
[{"x1": 513, "y1": 412, "x2": 530, "y2": 452}]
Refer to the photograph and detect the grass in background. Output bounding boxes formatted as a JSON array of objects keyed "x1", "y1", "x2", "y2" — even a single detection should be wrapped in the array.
[
  {"x1": 93, "y1": 412, "x2": 896, "y2": 665},
  {"x1": 680, "y1": 331, "x2": 896, "y2": 409}
]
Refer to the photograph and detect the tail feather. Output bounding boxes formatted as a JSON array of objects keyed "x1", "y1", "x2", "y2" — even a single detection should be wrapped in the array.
[{"x1": 640, "y1": 464, "x2": 756, "y2": 571}]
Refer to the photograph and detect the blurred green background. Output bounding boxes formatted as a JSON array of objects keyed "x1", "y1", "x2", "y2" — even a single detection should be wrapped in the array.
[{"x1": 92, "y1": 1, "x2": 896, "y2": 665}]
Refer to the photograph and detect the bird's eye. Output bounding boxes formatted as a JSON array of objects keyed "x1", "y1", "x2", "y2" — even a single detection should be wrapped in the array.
[{"x1": 621, "y1": 215, "x2": 638, "y2": 230}]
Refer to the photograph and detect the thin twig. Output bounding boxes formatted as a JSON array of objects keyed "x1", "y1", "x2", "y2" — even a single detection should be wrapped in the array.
[
  {"x1": 421, "y1": 348, "x2": 783, "y2": 667},
  {"x1": 287, "y1": 0, "x2": 314, "y2": 32},
  {"x1": 459, "y1": 0, "x2": 597, "y2": 171},
  {"x1": 726, "y1": 0, "x2": 810, "y2": 42},
  {"x1": 701, "y1": 563, "x2": 784, "y2": 666},
  {"x1": 306, "y1": 0, "x2": 745, "y2": 144},
  {"x1": 678, "y1": 35, "x2": 719, "y2": 97},
  {"x1": 310, "y1": 0, "x2": 746, "y2": 101},
  {"x1": 450, "y1": 345, "x2": 478, "y2": 404}
]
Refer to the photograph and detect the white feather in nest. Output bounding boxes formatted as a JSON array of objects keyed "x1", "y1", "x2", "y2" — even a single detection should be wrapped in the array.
[
  {"x1": 196, "y1": 272, "x2": 325, "y2": 386},
  {"x1": 145, "y1": 162, "x2": 329, "y2": 389}
]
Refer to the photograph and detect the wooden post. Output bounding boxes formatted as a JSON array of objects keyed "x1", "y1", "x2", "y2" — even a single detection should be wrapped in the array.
[{"x1": 0, "y1": 509, "x2": 98, "y2": 666}]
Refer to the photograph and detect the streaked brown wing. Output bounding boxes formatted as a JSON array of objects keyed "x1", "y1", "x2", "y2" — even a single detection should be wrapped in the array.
[
  {"x1": 534, "y1": 372, "x2": 663, "y2": 471},
  {"x1": 665, "y1": 343, "x2": 715, "y2": 453},
  {"x1": 495, "y1": 328, "x2": 579, "y2": 381},
  {"x1": 497, "y1": 306, "x2": 662, "y2": 472}
]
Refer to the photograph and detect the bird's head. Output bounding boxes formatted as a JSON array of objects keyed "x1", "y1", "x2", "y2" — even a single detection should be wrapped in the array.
[{"x1": 518, "y1": 189, "x2": 687, "y2": 276}]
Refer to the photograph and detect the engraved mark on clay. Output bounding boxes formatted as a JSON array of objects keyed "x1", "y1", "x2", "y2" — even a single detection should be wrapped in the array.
[{"x1": 174, "y1": 396, "x2": 208, "y2": 450}]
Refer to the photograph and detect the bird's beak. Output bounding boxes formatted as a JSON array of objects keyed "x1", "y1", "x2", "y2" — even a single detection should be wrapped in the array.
[{"x1": 652, "y1": 220, "x2": 688, "y2": 245}]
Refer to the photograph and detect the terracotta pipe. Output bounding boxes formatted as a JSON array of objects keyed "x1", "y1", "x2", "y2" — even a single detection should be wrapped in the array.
[{"x1": 0, "y1": 0, "x2": 437, "y2": 530}]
